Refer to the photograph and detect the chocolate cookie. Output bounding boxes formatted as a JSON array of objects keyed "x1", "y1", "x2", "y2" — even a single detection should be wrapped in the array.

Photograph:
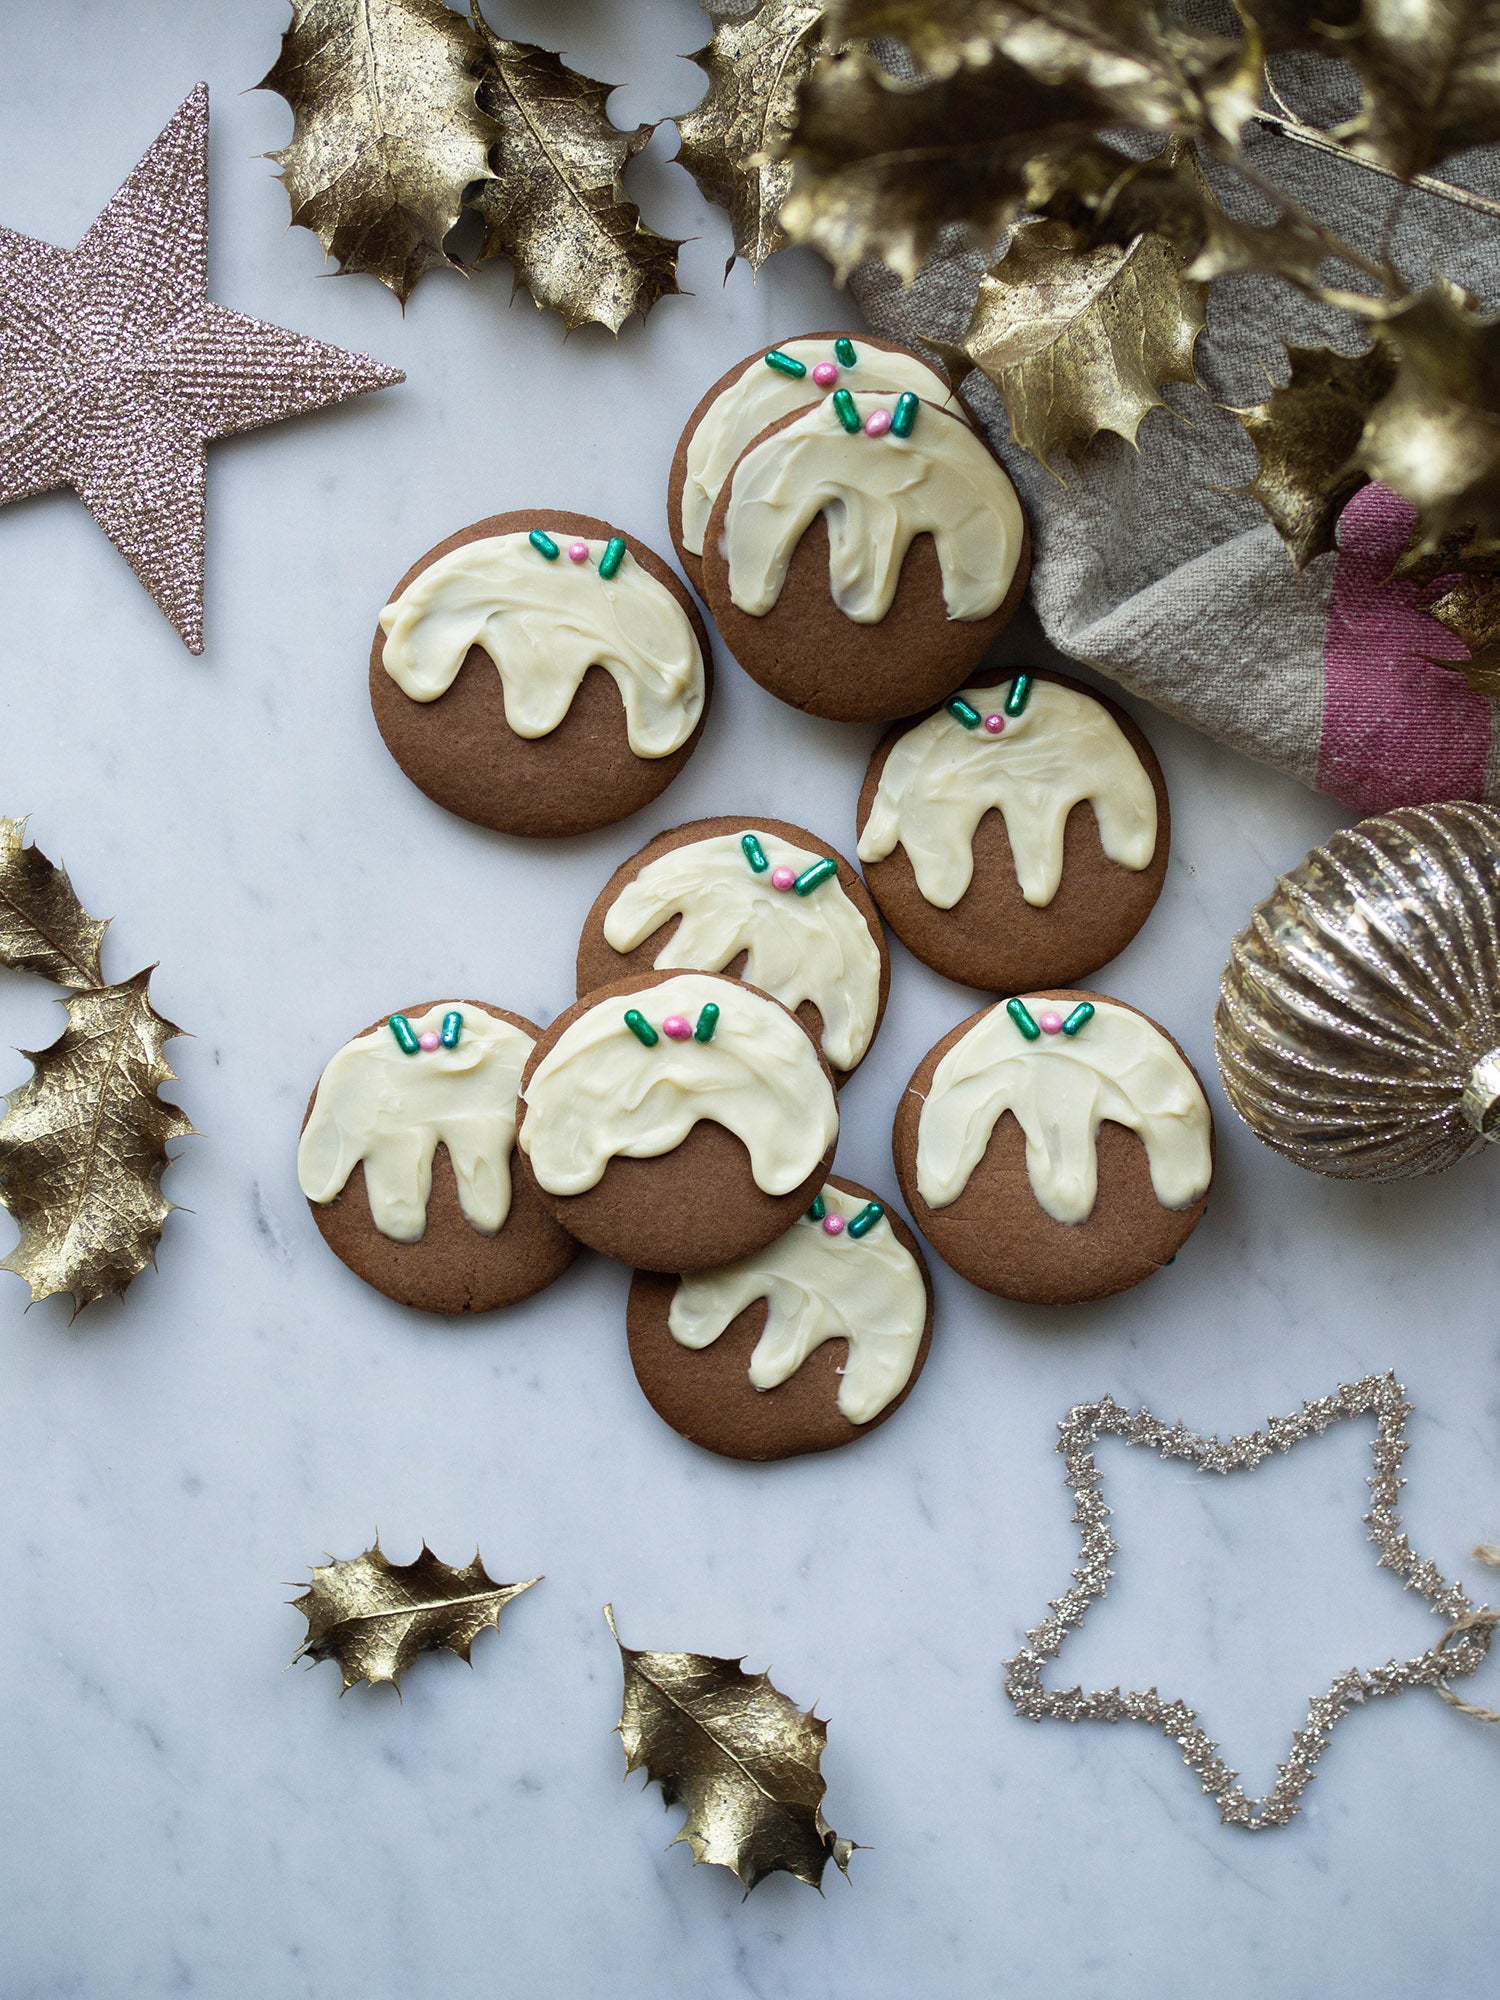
[
  {"x1": 371, "y1": 511, "x2": 712, "y2": 838},
  {"x1": 698, "y1": 392, "x2": 1029, "y2": 724},
  {"x1": 893, "y1": 990, "x2": 1214, "y2": 1306},
  {"x1": 627, "y1": 1175, "x2": 933, "y2": 1461},
  {"x1": 516, "y1": 969, "x2": 838, "y2": 1274},
  {"x1": 576, "y1": 815, "x2": 890, "y2": 1084},
  {"x1": 858, "y1": 668, "x2": 1169, "y2": 993},
  {"x1": 298, "y1": 1000, "x2": 578, "y2": 1315},
  {"x1": 669, "y1": 332, "x2": 970, "y2": 592}
]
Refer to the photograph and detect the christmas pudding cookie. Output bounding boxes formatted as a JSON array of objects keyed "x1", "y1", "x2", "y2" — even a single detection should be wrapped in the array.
[
  {"x1": 516, "y1": 970, "x2": 838, "y2": 1273},
  {"x1": 894, "y1": 992, "x2": 1213, "y2": 1305},
  {"x1": 697, "y1": 375, "x2": 1029, "y2": 723},
  {"x1": 670, "y1": 333, "x2": 969, "y2": 587},
  {"x1": 858, "y1": 669, "x2": 1168, "y2": 992},
  {"x1": 627, "y1": 1175, "x2": 933, "y2": 1461},
  {"x1": 371, "y1": 511, "x2": 711, "y2": 838},
  {"x1": 576, "y1": 816, "x2": 889, "y2": 1084},
  {"x1": 298, "y1": 1001, "x2": 577, "y2": 1314}
]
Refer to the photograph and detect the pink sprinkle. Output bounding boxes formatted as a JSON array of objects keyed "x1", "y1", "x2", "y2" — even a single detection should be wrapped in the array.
[
  {"x1": 983, "y1": 713, "x2": 1005, "y2": 734},
  {"x1": 567, "y1": 541, "x2": 590, "y2": 563},
  {"x1": 661, "y1": 1015, "x2": 692, "y2": 1040},
  {"x1": 1039, "y1": 1013, "x2": 1063, "y2": 1035},
  {"x1": 864, "y1": 408, "x2": 892, "y2": 437},
  {"x1": 822, "y1": 1213, "x2": 846, "y2": 1236},
  {"x1": 418, "y1": 1031, "x2": 441, "y2": 1050},
  {"x1": 812, "y1": 361, "x2": 839, "y2": 387},
  {"x1": 771, "y1": 866, "x2": 796, "y2": 891}
]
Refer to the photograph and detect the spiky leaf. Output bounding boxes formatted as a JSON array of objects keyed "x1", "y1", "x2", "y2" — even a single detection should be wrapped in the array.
[
  {"x1": 0, "y1": 818, "x2": 108, "y2": 990},
  {"x1": 1428, "y1": 571, "x2": 1500, "y2": 694},
  {"x1": 607, "y1": 1605, "x2": 856, "y2": 1893},
  {"x1": 1342, "y1": 0, "x2": 1500, "y2": 179},
  {"x1": 293, "y1": 1542, "x2": 540, "y2": 1692},
  {"x1": 0, "y1": 972, "x2": 192, "y2": 1312}
]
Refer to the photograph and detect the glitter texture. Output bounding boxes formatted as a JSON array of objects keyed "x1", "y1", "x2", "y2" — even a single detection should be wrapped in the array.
[
  {"x1": 1004, "y1": 1373, "x2": 1495, "y2": 1831},
  {"x1": 0, "y1": 85, "x2": 402, "y2": 653}
]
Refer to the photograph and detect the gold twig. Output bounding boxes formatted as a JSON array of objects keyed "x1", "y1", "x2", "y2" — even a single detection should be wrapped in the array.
[{"x1": 1250, "y1": 109, "x2": 1500, "y2": 225}]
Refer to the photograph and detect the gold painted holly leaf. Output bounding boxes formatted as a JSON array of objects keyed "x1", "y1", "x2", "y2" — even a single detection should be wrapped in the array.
[
  {"x1": 0, "y1": 971, "x2": 193, "y2": 1313},
  {"x1": 606, "y1": 1605, "x2": 856, "y2": 1893},
  {"x1": 960, "y1": 215, "x2": 1205, "y2": 463},
  {"x1": 676, "y1": 0, "x2": 826, "y2": 272},
  {"x1": 1342, "y1": 0, "x2": 1500, "y2": 179},
  {"x1": 293, "y1": 1542, "x2": 540, "y2": 1692},
  {"x1": 467, "y1": 13, "x2": 682, "y2": 333},
  {"x1": 0, "y1": 818, "x2": 108, "y2": 990},
  {"x1": 258, "y1": 0, "x2": 499, "y2": 304},
  {"x1": 1230, "y1": 343, "x2": 1396, "y2": 569},
  {"x1": 1428, "y1": 572, "x2": 1500, "y2": 695}
]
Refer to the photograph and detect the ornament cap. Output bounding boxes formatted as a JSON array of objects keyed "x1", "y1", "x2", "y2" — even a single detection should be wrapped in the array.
[{"x1": 1461, "y1": 1050, "x2": 1500, "y2": 1140}]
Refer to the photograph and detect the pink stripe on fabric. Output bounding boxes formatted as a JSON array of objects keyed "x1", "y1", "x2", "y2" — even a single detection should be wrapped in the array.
[{"x1": 1318, "y1": 483, "x2": 1490, "y2": 810}]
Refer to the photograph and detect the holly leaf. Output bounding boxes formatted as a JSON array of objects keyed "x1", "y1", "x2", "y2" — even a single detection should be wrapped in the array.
[
  {"x1": 1341, "y1": 0, "x2": 1500, "y2": 179},
  {"x1": 1427, "y1": 572, "x2": 1500, "y2": 695},
  {"x1": 0, "y1": 971, "x2": 193, "y2": 1313},
  {"x1": 676, "y1": 0, "x2": 826, "y2": 272},
  {"x1": 0, "y1": 818, "x2": 109, "y2": 990},
  {"x1": 1229, "y1": 343, "x2": 1397, "y2": 569},
  {"x1": 293, "y1": 1542, "x2": 540, "y2": 1692},
  {"x1": 258, "y1": 0, "x2": 500, "y2": 304},
  {"x1": 467, "y1": 13, "x2": 682, "y2": 333},
  {"x1": 960, "y1": 214, "x2": 1205, "y2": 462},
  {"x1": 606, "y1": 1605, "x2": 857, "y2": 1893}
]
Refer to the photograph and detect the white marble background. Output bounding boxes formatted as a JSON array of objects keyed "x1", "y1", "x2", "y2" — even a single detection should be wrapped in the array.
[{"x1": 1, "y1": 4, "x2": 1498, "y2": 1995}]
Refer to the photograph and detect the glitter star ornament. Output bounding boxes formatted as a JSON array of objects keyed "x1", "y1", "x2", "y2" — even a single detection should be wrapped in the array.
[
  {"x1": 1006, "y1": 1374, "x2": 1496, "y2": 1830},
  {"x1": 0, "y1": 84, "x2": 402, "y2": 653}
]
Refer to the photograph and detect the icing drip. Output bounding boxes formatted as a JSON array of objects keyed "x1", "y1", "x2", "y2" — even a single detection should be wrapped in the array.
[
  {"x1": 601, "y1": 831, "x2": 883, "y2": 1071},
  {"x1": 720, "y1": 393, "x2": 1024, "y2": 624},
  {"x1": 519, "y1": 972, "x2": 837, "y2": 1198},
  {"x1": 858, "y1": 676, "x2": 1158, "y2": 909},
  {"x1": 668, "y1": 1184, "x2": 926, "y2": 1423},
  {"x1": 916, "y1": 998, "x2": 1212, "y2": 1224},
  {"x1": 298, "y1": 1005, "x2": 533, "y2": 1243},
  {"x1": 681, "y1": 338, "x2": 965, "y2": 557},
  {"x1": 378, "y1": 533, "x2": 705, "y2": 758}
]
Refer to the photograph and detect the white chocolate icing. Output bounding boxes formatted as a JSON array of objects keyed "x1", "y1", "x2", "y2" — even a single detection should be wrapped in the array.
[
  {"x1": 668, "y1": 1185, "x2": 926, "y2": 1425},
  {"x1": 915, "y1": 998, "x2": 1212, "y2": 1225},
  {"x1": 858, "y1": 677, "x2": 1158, "y2": 909},
  {"x1": 518, "y1": 972, "x2": 837, "y2": 1198},
  {"x1": 720, "y1": 393, "x2": 1024, "y2": 624},
  {"x1": 297, "y1": 1005, "x2": 533, "y2": 1243},
  {"x1": 378, "y1": 533, "x2": 705, "y2": 758},
  {"x1": 681, "y1": 338, "x2": 966, "y2": 557},
  {"x1": 601, "y1": 831, "x2": 883, "y2": 1072}
]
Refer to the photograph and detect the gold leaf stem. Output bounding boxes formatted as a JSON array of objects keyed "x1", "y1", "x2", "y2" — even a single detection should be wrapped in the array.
[{"x1": 1249, "y1": 108, "x2": 1500, "y2": 225}]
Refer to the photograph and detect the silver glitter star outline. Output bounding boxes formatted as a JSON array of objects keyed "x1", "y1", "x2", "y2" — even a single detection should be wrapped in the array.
[
  {"x1": 1004, "y1": 1373, "x2": 1495, "y2": 1830},
  {"x1": 0, "y1": 84, "x2": 403, "y2": 653}
]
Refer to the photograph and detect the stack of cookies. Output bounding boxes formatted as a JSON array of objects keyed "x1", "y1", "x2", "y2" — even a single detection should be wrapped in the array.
[{"x1": 297, "y1": 334, "x2": 1214, "y2": 1463}]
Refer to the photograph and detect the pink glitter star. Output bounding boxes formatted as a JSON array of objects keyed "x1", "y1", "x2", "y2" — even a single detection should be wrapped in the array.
[{"x1": 0, "y1": 84, "x2": 403, "y2": 653}]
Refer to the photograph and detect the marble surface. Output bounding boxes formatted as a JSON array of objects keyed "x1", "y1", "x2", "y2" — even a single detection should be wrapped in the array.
[{"x1": 2, "y1": 5, "x2": 1499, "y2": 1996}]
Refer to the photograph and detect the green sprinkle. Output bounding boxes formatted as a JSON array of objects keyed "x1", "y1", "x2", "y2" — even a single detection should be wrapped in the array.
[
  {"x1": 1006, "y1": 997, "x2": 1041, "y2": 1041},
  {"x1": 833, "y1": 337, "x2": 858, "y2": 368},
  {"x1": 793, "y1": 856, "x2": 838, "y2": 896},
  {"x1": 529, "y1": 529, "x2": 559, "y2": 560},
  {"x1": 741, "y1": 832, "x2": 769, "y2": 874},
  {"x1": 440, "y1": 1009, "x2": 463, "y2": 1049},
  {"x1": 947, "y1": 696, "x2": 982, "y2": 729},
  {"x1": 831, "y1": 387, "x2": 861, "y2": 433},
  {"x1": 693, "y1": 1003, "x2": 720, "y2": 1043},
  {"x1": 1004, "y1": 673, "x2": 1033, "y2": 718},
  {"x1": 891, "y1": 391, "x2": 919, "y2": 438},
  {"x1": 1061, "y1": 1002, "x2": 1095, "y2": 1037},
  {"x1": 764, "y1": 348, "x2": 806, "y2": 378},
  {"x1": 807, "y1": 1193, "x2": 827, "y2": 1222},
  {"x1": 624, "y1": 1008, "x2": 658, "y2": 1047},
  {"x1": 388, "y1": 1013, "x2": 419, "y2": 1055},
  {"x1": 598, "y1": 536, "x2": 626, "y2": 581},
  {"x1": 847, "y1": 1201, "x2": 884, "y2": 1240}
]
